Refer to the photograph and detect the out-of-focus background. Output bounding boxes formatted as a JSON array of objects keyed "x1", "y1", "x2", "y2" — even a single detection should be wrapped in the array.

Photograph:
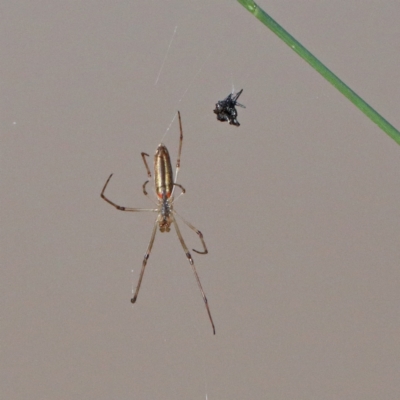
[{"x1": 2, "y1": 1, "x2": 400, "y2": 399}]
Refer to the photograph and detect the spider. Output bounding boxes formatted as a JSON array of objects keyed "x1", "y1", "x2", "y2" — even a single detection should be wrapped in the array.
[
  {"x1": 100, "y1": 112, "x2": 215, "y2": 334},
  {"x1": 213, "y1": 89, "x2": 245, "y2": 126}
]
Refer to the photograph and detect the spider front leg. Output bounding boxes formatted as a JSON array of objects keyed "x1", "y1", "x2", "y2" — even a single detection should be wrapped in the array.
[
  {"x1": 172, "y1": 217, "x2": 215, "y2": 334},
  {"x1": 131, "y1": 218, "x2": 158, "y2": 304}
]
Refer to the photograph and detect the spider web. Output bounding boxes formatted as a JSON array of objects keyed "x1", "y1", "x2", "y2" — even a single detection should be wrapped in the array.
[{"x1": 128, "y1": 4, "x2": 257, "y2": 398}]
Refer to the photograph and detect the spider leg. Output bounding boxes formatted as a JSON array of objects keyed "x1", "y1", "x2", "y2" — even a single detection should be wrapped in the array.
[
  {"x1": 101, "y1": 174, "x2": 157, "y2": 212},
  {"x1": 173, "y1": 183, "x2": 186, "y2": 194},
  {"x1": 131, "y1": 217, "x2": 158, "y2": 304},
  {"x1": 141, "y1": 152, "x2": 151, "y2": 178},
  {"x1": 174, "y1": 111, "x2": 183, "y2": 185},
  {"x1": 174, "y1": 211, "x2": 208, "y2": 255},
  {"x1": 142, "y1": 180, "x2": 150, "y2": 196},
  {"x1": 172, "y1": 216, "x2": 215, "y2": 335}
]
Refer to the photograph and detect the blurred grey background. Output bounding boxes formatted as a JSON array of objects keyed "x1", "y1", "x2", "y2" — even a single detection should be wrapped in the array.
[{"x1": 2, "y1": 1, "x2": 400, "y2": 399}]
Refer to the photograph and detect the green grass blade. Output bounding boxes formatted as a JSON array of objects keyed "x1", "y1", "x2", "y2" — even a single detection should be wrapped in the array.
[{"x1": 236, "y1": 0, "x2": 400, "y2": 145}]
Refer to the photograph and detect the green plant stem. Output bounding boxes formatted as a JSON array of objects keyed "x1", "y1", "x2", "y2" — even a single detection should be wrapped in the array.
[{"x1": 236, "y1": 0, "x2": 400, "y2": 145}]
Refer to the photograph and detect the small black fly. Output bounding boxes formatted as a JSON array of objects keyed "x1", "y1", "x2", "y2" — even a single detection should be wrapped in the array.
[{"x1": 213, "y1": 89, "x2": 245, "y2": 126}]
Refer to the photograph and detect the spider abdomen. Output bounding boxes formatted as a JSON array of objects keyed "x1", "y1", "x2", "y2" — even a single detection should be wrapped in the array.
[{"x1": 154, "y1": 144, "x2": 174, "y2": 199}]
